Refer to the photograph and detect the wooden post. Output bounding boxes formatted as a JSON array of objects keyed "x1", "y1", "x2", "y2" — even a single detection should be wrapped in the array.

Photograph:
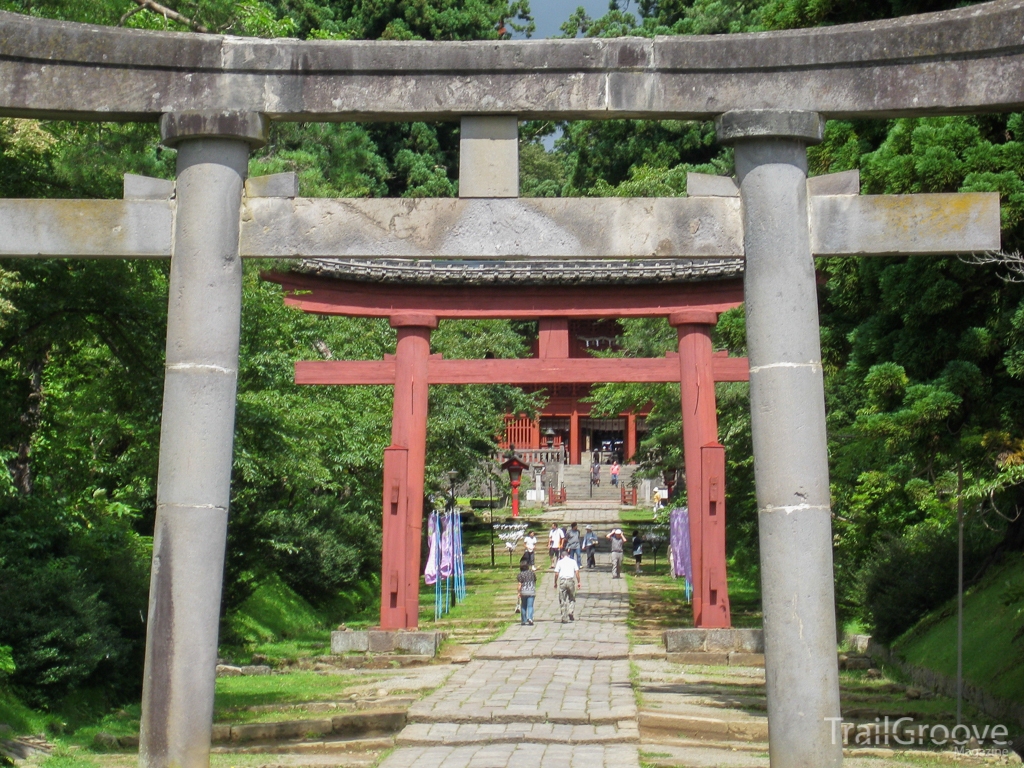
[
  {"x1": 626, "y1": 412, "x2": 637, "y2": 461},
  {"x1": 388, "y1": 313, "x2": 436, "y2": 629},
  {"x1": 700, "y1": 443, "x2": 730, "y2": 626},
  {"x1": 379, "y1": 446, "x2": 408, "y2": 629},
  {"x1": 570, "y1": 409, "x2": 580, "y2": 465},
  {"x1": 670, "y1": 309, "x2": 730, "y2": 628}
]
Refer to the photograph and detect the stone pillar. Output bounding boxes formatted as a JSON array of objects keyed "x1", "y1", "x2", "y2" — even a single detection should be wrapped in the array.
[
  {"x1": 459, "y1": 116, "x2": 519, "y2": 198},
  {"x1": 669, "y1": 309, "x2": 728, "y2": 629},
  {"x1": 716, "y1": 110, "x2": 842, "y2": 768},
  {"x1": 140, "y1": 111, "x2": 267, "y2": 768},
  {"x1": 389, "y1": 313, "x2": 436, "y2": 629}
]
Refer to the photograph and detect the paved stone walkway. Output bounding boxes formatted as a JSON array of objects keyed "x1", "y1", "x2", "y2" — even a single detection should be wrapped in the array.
[
  {"x1": 539, "y1": 504, "x2": 623, "y2": 524},
  {"x1": 381, "y1": 553, "x2": 639, "y2": 768}
]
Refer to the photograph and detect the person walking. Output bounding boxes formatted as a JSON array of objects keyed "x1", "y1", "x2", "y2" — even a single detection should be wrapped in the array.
[
  {"x1": 610, "y1": 461, "x2": 621, "y2": 487},
  {"x1": 632, "y1": 529, "x2": 644, "y2": 575},
  {"x1": 607, "y1": 528, "x2": 626, "y2": 578},
  {"x1": 566, "y1": 522, "x2": 582, "y2": 567},
  {"x1": 553, "y1": 548, "x2": 581, "y2": 622},
  {"x1": 582, "y1": 524, "x2": 598, "y2": 569},
  {"x1": 523, "y1": 529, "x2": 537, "y2": 569},
  {"x1": 590, "y1": 460, "x2": 600, "y2": 487},
  {"x1": 517, "y1": 556, "x2": 536, "y2": 625},
  {"x1": 548, "y1": 522, "x2": 564, "y2": 569}
]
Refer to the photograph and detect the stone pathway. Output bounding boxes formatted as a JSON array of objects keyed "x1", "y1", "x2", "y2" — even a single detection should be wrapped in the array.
[
  {"x1": 380, "y1": 557, "x2": 639, "y2": 768},
  {"x1": 539, "y1": 505, "x2": 623, "y2": 525}
]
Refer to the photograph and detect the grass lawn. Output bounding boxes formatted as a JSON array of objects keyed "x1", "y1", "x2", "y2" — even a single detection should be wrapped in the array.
[
  {"x1": 893, "y1": 554, "x2": 1024, "y2": 705},
  {"x1": 624, "y1": 557, "x2": 762, "y2": 644},
  {"x1": 418, "y1": 522, "x2": 518, "y2": 637}
]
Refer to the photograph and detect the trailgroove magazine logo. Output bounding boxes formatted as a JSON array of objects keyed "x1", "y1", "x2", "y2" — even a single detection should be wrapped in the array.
[{"x1": 825, "y1": 717, "x2": 1015, "y2": 756}]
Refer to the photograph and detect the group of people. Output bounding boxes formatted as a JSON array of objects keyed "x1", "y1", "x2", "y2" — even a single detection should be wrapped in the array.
[
  {"x1": 515, "y1": 522, "x2": 647, "y2": 625},
  {"x1": 589, "y1": 458, "x2": 621, "y2": 487}
]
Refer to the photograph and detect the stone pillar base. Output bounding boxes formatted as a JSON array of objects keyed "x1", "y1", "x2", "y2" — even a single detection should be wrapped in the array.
[
  {"x1": 331, "y1": 629, "x2": 447, "y2": 656},
  {"x1": 663, "y1": 628, "x2": 765, "y2": 667}
]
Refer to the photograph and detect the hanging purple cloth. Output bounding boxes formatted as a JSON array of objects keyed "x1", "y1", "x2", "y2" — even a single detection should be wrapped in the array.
[
  {"x1": 439, "y1": 513, "x2": 454, "y2": 579},
  {"x1": 670, "y1": 507, "x2": 692, "y2": 580},
  {"x1": 424, "y1": 511, "x2": 439, "y2": 586}
]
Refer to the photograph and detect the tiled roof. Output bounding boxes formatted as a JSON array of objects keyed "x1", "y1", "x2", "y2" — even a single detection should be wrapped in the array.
[{"x1": 295, "y1": 258, "x2": 744, "y2": 286}]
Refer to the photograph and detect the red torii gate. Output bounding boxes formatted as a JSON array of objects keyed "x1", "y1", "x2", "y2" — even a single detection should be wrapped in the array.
[{"x1": 269, "y1": 269, "x2": 750, "y2": 631}]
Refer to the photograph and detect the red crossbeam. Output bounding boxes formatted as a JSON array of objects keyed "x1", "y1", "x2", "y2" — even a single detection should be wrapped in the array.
[{"x1": 295, "y1": 355, "x2": 749, "y2": 385}]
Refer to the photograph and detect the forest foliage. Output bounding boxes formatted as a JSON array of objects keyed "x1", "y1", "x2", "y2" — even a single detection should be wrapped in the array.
[{"x1": 2, "y1": 0, "x2": 1024, "y2": 713}]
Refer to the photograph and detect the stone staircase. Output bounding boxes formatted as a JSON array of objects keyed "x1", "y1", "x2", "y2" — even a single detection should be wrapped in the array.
[{"x1": 558, "y1": 463, "x2": 637, "y2": 504}]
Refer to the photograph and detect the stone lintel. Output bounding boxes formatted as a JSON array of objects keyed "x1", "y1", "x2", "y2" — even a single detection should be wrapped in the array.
[
  {"x1": 160, "y1": 111, "x2": 269, "y2": 148},
  {"x1": 239, "y1": 196, "x2": 744, "y2": 260},
  {"x1": 5, "y1": 3, "x2": 1024, "y2": 121},
  {"x1": 715, "y1": 110, "x2": 825, "y2": 145},
  {"x1": 459, "y1": 116, "x2": 519, "y2": 198}
]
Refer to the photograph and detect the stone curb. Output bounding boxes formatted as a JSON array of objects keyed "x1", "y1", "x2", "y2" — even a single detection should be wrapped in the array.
[
  {"x1": 638, "y1": 711, "x2": 768, "y2": 741},
  {"x1": 211, "y1": 736, "x2": 395, "y2": 755},
  {"x1": 665, "y1": 651, "x2": 765, "y2": 667},
  {"x1": 395, "y1": 726, "x2": 641, "y2": 747},
  {"x1": 407, "y1": 707, "x2": 637, "y2": 725},
  {"x1": 213, "y1": 709, "x2": 407, "y2": 743}
]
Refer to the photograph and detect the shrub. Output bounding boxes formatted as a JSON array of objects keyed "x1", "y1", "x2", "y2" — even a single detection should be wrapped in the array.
[{"x1": 861, "y1": 523, "x2": 989, "y2": 644}]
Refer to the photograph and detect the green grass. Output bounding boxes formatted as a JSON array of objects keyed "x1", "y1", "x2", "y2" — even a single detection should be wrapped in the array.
[
  {"x1": 419, "y1": 526, "x2": 517, "y2": 635},
  {"x1": 225, "y1": 573, "x2": 327, "y2": 645},
  {"x1": 0, "y1": 686, "x2": 50, "y2": 735},
  {"x1": 893, "y1": 554, "x2": 1024, "y2": 705},
  {"x1": 213, "y1": 671, "x2": 377, "y2": 720},
  {"x1": 618, "y1": 508, "x2": 656, "y2": 523}
]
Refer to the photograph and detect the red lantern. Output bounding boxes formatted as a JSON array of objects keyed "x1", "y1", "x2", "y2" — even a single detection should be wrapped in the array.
[{"x1": 501, "y1": 451, "x2": 531, "y2": 518}]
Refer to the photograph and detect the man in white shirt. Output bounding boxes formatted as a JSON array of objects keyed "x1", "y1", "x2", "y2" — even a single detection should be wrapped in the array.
[
  {"x1": 522, "y1": 530, "x2": 537, "y2": 569},
  {"x1": 547, "y1": 522, "x2": 564, "y2": 569},
  {"x1": 553, "y1": 548, "x2": 581, "y2": 622}
]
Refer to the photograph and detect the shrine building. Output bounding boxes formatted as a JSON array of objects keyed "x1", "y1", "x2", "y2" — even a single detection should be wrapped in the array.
[{"x1": 280, "y1": 255, "x2": 746, "y2": 465}]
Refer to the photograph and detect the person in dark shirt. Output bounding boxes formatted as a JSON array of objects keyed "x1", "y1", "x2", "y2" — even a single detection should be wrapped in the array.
[
  {"x1": 632, "y1": 530, "x2": 644, "y2": 575},
  {"x1": 517, "y1": 556, "x2": 536, "y2": 625}
]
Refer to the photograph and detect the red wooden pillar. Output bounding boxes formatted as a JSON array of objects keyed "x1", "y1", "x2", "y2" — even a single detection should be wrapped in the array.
[
  {"x1": 626, "y1": 412, "x2": 637, "y2": 461},
  {"x1": 570, "y1": 410, "x2": 580, "y2": 465},
  {"x1": 538, "y1": 318, "x2": 570, "y2": 359},
  {"x1": 381, "y1": 312, "x2": 436, "y2": 630},
  {"x1": 379, "y1": 446, "x2": 408, "y2": 629},
  {"x1": 670, "y1": 309, "x2": 731, "y2": 629},
  {"x1": 701, "y1": 443, "x2": 730, "y2": 626}
]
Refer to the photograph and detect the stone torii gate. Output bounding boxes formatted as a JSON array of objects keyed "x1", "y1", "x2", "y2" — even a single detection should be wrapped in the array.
[
  {"x1": 0, "y1": 4, "x2": 1019, "y2": 767},
  {"x1": 270, "y1": 252, "x2": 751, "y2": 632}
]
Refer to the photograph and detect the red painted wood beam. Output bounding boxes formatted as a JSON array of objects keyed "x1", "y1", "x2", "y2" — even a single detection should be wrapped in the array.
[
  {"x1": 294, "y1": 355, "x2": 749, "y2": 385},
  {"x1": 267, "y1": 271, "x2": 745, "y2": 320}
]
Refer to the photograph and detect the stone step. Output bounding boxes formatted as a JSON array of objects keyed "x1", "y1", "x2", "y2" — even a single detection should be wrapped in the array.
[
  {"x1": 395, "y1": 720, "x2": 640, "y2": 746},
  {"x1": 212, "y1": 710, "x2": 408, "y2": 744},
  {"x1": 408, "y1": 705, "x2": 637, "y2": 725},
  {"x1": 638, "y1": 711, "x2": 768, "y2": 742},
  {"x1": 211, "y1": 735, "x2": 395, "y2": 755}
]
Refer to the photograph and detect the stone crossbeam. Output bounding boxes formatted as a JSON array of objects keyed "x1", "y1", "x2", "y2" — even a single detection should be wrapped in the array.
[
  {"x1": 0, "y1": 192, "x2": 999, "y2": 260},
  {"x1": 0, "y1": 199, "x2": 172, "y2": 258},
  {"x1": 2, "y1": 1, "x2": 1024, "y2": 121},
  {"x1": 810, "y1": 193, "x2": 1001, "y2": 256},
  {"x1": 241, "y1": 197, "x2": 743, "y2": 260},
  {"x1": 293, "y1": 354, "x2": 750, "y2": 386}
]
